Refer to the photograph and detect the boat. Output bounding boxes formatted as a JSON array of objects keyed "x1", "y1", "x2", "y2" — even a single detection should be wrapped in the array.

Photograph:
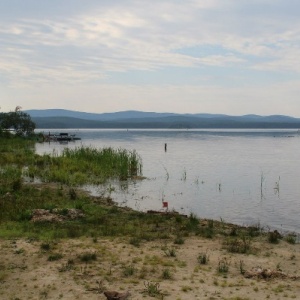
[
  {"x1": 54, "y1": 132, "x2": 81, "y2": 141},
  {"x1": 43, "y1": 132, "x2": 81, "y2": 142}
]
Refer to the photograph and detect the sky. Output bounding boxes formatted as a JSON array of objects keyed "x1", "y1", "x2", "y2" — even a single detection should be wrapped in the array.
[{"x1": 1, "y1": 0, "x2": 300, "y2": 116}]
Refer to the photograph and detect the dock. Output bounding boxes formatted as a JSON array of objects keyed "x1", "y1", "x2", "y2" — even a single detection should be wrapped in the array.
[{"x1": 43, "y1": 132, "x2": 81, "y2": 142}]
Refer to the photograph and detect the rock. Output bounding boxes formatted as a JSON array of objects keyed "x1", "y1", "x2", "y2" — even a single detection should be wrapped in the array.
[
  {"x1": 244, "y1": 267, "x2": 299, "y2": 280},
  {"x1": 103, "y1": 291, "x2": 130, "y2": 300}
]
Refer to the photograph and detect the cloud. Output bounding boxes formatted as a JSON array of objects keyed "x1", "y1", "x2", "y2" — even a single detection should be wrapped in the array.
[
  {"x1": 1, "y1": 1, "x2": 299, "y2": 73},
  {"x1": 0, "y1": 0, "x2": 300, "y2": 115}
]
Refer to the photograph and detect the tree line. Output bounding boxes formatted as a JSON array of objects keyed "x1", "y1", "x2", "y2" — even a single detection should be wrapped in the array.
[{"x1": 0, "y1": 107, "x2": 36, "y2": 137}]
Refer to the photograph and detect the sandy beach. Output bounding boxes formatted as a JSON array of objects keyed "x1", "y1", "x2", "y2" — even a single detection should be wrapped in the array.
[{"x1": 1, "y1": 229, "x2": 299, "y2": 300}]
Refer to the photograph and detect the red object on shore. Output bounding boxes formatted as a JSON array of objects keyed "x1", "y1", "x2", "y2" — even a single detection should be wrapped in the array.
[{"x1": 162, "y1": 201, "x2": 168, "y2": 208}]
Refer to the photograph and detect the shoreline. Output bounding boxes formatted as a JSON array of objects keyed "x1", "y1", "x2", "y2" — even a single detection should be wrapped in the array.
[{"x1": 1, "y1": 186, "x2": 300, "y2": 299}]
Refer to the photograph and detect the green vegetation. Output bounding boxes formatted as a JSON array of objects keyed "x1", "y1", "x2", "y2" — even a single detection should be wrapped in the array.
[
  {"x1": 79, "y1": 252, "x2": 97, "y2": 262},
  {"x1": 198, "y1": 251, "x2": 209, "y2": 265},
  {"x1": 0, "y1": 135, "x2": 145, "y2": 239},
  {"x1": 48, "y1": 253, "x2": 63, "y2": 261},
  {"x1": 0, "y1": 134, "x2": 142, "y2": 187},
  {"x1": 0, "y1": 107, "x2": 35, "y2": 136},
  {"x1": 1, "y1": 125, "x2": 299, "y2": 300},
  {"x1": 161, "y1": 268, "x2": 172, "y2": 279},
  {"x1": 218, "y1": 257, "x2": 230, "y2": 274},
  {"x1": 143, "y1": 281, "x2": 162, "y2": 297},
  {"x1": 268, "y1": 230, "x2": 282, "y2": 244},
  {"x1": 285, "y1": 234, "x2": 296, "y2": 244},
  {"x1": 224, "y1": 236, "x2": 252, "y2": 254},
  {"x1": 0, "y1": 135, "x2": 296, "y2": 252},
  {"x1": 123, "y1": 264, "x2": 136, "y2": 277},
  {"x1": 0, "y1": 135, "x2": 205, "y2": 241}
]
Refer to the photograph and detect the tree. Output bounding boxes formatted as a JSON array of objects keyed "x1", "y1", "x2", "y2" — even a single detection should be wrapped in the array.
[{"x1": 0, "y1": 107, "x2": 36, "y2": 136}]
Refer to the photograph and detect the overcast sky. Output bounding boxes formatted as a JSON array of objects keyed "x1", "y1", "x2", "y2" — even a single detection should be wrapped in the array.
[{"x1": 1, "y1": 0, "x2": 300, "y2": 116}]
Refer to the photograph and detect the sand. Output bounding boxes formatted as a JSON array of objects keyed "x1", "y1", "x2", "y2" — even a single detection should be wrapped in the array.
[{"x1": 0, "y1": 233, "x2": 299, "y2": 300}]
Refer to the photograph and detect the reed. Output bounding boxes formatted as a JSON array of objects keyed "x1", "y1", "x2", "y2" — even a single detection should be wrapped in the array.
[
  {"x1": 30, "y1": 146, "x2": 143, "y2": 185},
  {"x1": 1, "y1": 136, "x2": 142, "y2": 185}
]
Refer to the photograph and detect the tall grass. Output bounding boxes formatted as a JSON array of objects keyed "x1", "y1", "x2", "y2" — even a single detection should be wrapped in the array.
[
  {"x1": 0, "y1": 137, "x2": 36, "y2": 166},
  {"x1": 30, "y1": 146, "x2": 142, "y2": 185},
  {"x1": 0, "y1": 137, "x2": 142, "y2": 225},
  {"x1": 1, "y1": 136, "x2": 142, "y2": 185},
  {"x1": 61, "y1": 146, "x2": 142, "y2": 181}
]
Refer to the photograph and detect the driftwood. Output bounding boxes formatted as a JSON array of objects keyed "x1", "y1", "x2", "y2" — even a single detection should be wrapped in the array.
[
  {"x1": 244, "y1": 267, "x2": 299, "y2": 280},
  {"x1": 103, "y1": 291, "x2": 130, "y2": 300}
]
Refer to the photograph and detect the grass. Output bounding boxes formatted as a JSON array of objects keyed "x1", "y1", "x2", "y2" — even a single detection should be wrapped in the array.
[
  {"x1": 1, "y1": 136, "x2": 300, "y2": 300},
  {"x1": 285, "y1": 234, "x2": 296, "y2": 244},
  {"x1": 198, "y1": 251, "x2": 209, "y2": 265},
  {"x1": 143, "y1": 281, "x2": 162, "y2": 297},
  {"x1": 0, "y1": 136, "x2": 142, "y2": 188},
  {"x1": 225, "y1": 236, "x2": 252, "y2": 254},
  {"x1": 164, "y1": 247, "x2": 177, "y2": 257},
  {"x1": 162, "y1": 269, "x2": 172, "y2": 279},
  {"x1": 80, "y1": 252, "x2": 97, "y2": 262},
  {"x1": 0, "y1": 135, "x2": 289, "y2": 245},
  {"x1": 0, "y1": 173, "x2": 208, "y2": 242},
  {"x1": 268, "y1": 230, "x2": 282, "y2": 244},
  {"x1": 218, "y1": 258, "x2": 230, "y2": 274},
  {"x1": 48, "y1": 253, "x2": 63, "y2": 261},
  {"x1": 123, "y1": 264, "x2": 136, "y2": 277},
  {"x1": 0, "y1": 136, "x2": 149, "y2": 239}
]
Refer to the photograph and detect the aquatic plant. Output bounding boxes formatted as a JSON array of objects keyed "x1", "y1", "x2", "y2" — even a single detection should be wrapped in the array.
[{"x1": 35, "y1": 146, "x2": 143, "y2": 184}]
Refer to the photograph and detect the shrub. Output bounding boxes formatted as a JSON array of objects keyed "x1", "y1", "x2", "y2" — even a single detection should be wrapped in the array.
[
  {"x1": 268, "y1": 230, "x2": 281, "y2": 244},
  {"x1": 198, "y1": 251, "x2": 209, "y2": 265},
  {"x1": 164, "y1": 247, "x2": 176, "y2": 257},
  {"x1": 174, "y1": 235, "x2": 185, "y2": 245},
  {"x1": 48, "y1": 253, "x2": 63, "y2": 261},
  {"x1": 123, "y1": 265, "x2": 135, "y2": 277},
  {"x1": 162, "y1": 269, "x2": 172, "y2": 279},
  {"x1": 285, "y1": 234, "x2": 296, "y2": 244},
  {"x1": 80, "y1": 252, "x2": 97, "y2": 262},
  {"x1": 225, "y1": 236, "x2": 251, "y2": 254},
  {"x1": 40, "y1": 242, "x2": 51, "y2": 251},
  {"x1": 143, "y1": 281, "x2": 161, "y2": 297},
  {"x1": 218, "y1": 258, "x2": 230, "y2": 273}
]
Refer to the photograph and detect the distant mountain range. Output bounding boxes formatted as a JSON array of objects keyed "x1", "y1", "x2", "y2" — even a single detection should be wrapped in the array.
[{"x1": 25, "y1": 109, "x2": 300, "y2": 129}]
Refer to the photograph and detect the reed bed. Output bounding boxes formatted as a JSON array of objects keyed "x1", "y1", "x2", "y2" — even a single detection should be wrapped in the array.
[
  {"x1": 29, "y1": 146, "x2": 142, "y2": 185},
  {"x1": 0, "y1": 137, "x2": 142, "y2": 226},
  {"x1": 1, "y1": 136, "x2": 142, "y2": 185}
]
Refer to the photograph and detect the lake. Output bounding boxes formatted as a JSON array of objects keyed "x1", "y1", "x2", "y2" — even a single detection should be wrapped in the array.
[{"x1": 36, "y1": 129, "x2": 300, "y2": 234}]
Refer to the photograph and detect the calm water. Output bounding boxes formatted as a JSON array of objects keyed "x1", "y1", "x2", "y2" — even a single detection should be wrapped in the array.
[{"x1": 36, "y1": 129, "x2": 300, "y2": 234}]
